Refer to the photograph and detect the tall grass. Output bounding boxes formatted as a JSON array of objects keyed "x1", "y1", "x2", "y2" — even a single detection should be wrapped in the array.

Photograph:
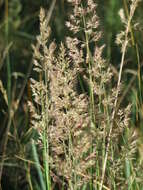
[
  {"x1": 0, "y1": 0, "x2": 11, "y2": 186},
  {"x1": 28, "y1": 0, "x2": 143, "y2": 189},
  {"x1": 0, "y1": 0, "x2": 143, "y2": 189}
]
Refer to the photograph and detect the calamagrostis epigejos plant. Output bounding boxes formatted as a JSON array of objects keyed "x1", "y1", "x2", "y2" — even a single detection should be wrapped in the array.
[
  {"x1": 30, "y1": 7, "x2": 94, "y2": 190},
  {"x1": 29, "y1": 0, "x2": 142, "y2": 189}
]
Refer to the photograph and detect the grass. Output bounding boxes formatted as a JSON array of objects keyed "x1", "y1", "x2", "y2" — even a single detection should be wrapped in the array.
[{"x1": 0, "y1": 0, "x2": 143, "y2": 189}]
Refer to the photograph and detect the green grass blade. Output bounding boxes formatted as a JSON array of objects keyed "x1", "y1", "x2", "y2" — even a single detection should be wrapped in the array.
[{"x1": 31, "y1": 140, "x2": 46, "y2": 190}]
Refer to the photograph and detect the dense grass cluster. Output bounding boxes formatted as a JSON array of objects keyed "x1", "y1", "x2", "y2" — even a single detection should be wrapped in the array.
[{"x1": 0, "y1": 0, "x2": 143, "y2": 190}]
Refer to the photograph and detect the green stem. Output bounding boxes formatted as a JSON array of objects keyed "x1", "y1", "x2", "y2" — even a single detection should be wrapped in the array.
[
  {"x1": 123, "y1": 0, "x2": 143, "y2": 117},
  {"x1": 5, "y1": 0, "x2": 11, "y2": 107},
  {"x1": 32, "y1": 140, "x2": 46, "y2": 190},
  {"x1": 82, "y1": 10, "x2": 95, "y2": 190}
]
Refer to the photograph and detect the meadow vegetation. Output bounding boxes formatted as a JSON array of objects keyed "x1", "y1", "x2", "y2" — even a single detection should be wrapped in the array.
[{"x1": 0, "y1": 0, "x2": 143, "y2": 189}]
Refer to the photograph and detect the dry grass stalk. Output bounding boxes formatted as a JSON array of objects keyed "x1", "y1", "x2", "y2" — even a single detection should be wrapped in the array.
[{"x1": 100, "y1": 1, "x2": 141, "y2": 189}]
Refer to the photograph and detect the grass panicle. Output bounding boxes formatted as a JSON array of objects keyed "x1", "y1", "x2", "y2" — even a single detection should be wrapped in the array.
[{"x1": 5, "y1": 0, "x2": 141, "y2": 189}]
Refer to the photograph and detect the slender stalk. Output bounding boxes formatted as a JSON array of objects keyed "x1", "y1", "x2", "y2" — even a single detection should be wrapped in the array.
[
  {"x1": 43, "y1": 1, "x2": 57, "y2": 188},
  {"x1": 32, "y1": 140, "x2": 46, "y2": 190},
  {"x1": 5, "y1": 0, "x2": 11, "y2": 107},
  {"x1": 0, "y1": 2, "x2": 11, "y2": 186},
  {"x1": 82, "y1": 11, "x2": 96, "y2": 190},
  {"x1": 99, "y1": 1, "x2": 139, "y2": 189},
  {"x1": 123, "y1": 0, "x2": 142, "y2": 104},
  {"x1": 40, "y1": 67, "x2": 50, "y2": 190},
  {"x1": 26, "y1": 163, "x2": 33, "y2": 190},
  {"x1": 82, "y1": 9, "x2": 95, "y2": 123},
  {"x1": 0, "y1": 107, "x2": 13, "y2": 185},
  {"x1": 43, "y1": 42, "x2": 50, "y2": 190},
  {"x1": 46, "y1": 0, "x2": 56, "y2": 24},
  {"x1": 0, "y1": 1, "x2": 11, "y2": 180},
  {"x1": 0, "y1": 59, "x2": 33, "y2": 188}
]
